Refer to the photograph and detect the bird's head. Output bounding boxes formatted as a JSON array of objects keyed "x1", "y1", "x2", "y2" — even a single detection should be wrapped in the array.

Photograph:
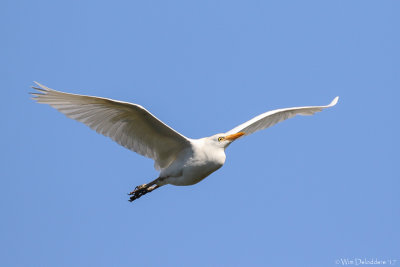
[{"x1": 207, "y1": 132, "x2": 245, "y2": 149}]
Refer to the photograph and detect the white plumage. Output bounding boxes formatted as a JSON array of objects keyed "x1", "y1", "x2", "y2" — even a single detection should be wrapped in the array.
[{"x1": 31, "y1": 82, "x2": 338, "y2": 202}]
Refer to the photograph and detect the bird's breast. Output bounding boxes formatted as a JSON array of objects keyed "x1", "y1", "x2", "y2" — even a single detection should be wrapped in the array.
[
  {"x1": 163, "y1": 144, "x2": 226, "y2": 186},
  {"x1": 179, "y1": 147, "x2": 226, "y2": 185}
]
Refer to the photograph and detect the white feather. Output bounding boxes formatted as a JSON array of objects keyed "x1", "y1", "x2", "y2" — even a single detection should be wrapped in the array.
[
  {"x1": 31, "y1": 82, "x2": 191, "y2": 170},
  {"x1": 225, "y1": 97, "x2": 339, "y2": 136}
]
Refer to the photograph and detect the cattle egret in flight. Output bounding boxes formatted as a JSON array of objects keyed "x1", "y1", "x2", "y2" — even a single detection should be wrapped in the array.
[{"x1": 31, "y1": 82, "x2": 338, "y2": 202}]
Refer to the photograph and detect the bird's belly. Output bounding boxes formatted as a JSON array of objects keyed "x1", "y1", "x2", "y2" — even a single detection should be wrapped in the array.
[{"x1": 166, "y1": 161, "x2": 223, "y2": 186}]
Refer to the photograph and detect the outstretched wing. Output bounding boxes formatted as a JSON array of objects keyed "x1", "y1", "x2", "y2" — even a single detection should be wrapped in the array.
[
  {"x1": 225, "y1": 97, "x2": 339, "y2": 136},
  {"x1": 31, "y1": 82, "x2": 191, "y2": 170}
]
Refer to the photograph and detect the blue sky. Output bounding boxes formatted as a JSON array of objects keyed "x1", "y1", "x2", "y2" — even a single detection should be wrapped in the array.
[{"x1": 2, "y1": 0, "x2": 398, "y2": 266}]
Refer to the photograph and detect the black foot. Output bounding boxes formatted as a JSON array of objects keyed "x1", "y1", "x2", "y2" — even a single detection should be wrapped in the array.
[
  {"x1": 128, "y1": 184, "x2": 158, "y2": 202},
  {"x1": 128, "y1": 185, "x2": 148, "y2": 202}
]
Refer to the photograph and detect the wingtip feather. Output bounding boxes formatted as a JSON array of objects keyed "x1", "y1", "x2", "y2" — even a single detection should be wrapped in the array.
[
  {"x1": 328, "y1": 96, "x2": 339, "y2": 107},
  {"x1": 32, "y1": 81, "x2": 50, "y2": 91},
  {"x1": 31, "y1": 87, "x2": 47, "y2": 93}
]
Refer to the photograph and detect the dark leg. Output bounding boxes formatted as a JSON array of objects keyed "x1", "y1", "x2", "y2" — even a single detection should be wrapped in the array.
[{"x1": 128, "y1": 178, "x2": 162, "y2": 202}]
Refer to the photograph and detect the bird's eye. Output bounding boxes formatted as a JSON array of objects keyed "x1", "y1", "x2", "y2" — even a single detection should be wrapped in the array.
[{"x1": 218, "y1": 137, "x2": 224, "y2": 142}]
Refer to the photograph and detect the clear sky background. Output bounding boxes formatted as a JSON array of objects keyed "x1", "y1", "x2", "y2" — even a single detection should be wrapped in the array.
[{"x1": 2, "y1": 0, "x2": 398, "y2": 266}]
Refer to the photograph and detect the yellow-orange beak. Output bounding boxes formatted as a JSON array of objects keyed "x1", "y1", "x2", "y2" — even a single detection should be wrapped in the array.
[{"x1": 225, "y1": 132, "x2": 245, "y2": 141}]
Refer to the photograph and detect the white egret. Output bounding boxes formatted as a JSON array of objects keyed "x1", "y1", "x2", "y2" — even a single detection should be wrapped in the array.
[{"x1": 31, "y1": 82, "x2": 338, "y2": 202}]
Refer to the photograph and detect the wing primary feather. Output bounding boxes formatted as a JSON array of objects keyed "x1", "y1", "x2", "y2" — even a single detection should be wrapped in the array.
[
  {"x1": 225, "y1": 96, "x2": 339, "y2": 136},
  {"x1": 31, "y1": 82, "x2": 191, "y2": 170}
]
